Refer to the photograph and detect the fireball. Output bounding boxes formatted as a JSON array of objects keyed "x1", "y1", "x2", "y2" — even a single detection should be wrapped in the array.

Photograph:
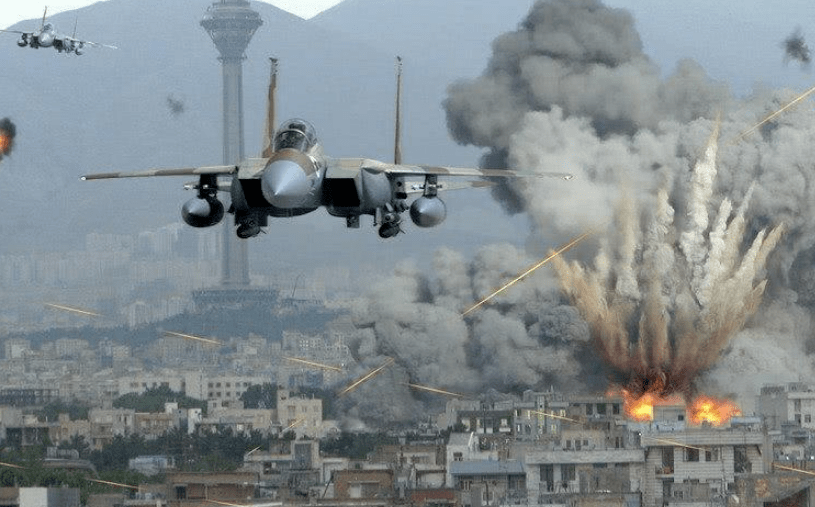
[
  {"x1": 0, "y1": 129, "x2": 11, "y2": 155},
  {"x1": 616, "y1": 384, "x2": 740, "y2": 426},
  {"x1": 0, "y1": 117, "x2": 16, "y2": 157},
  {"x1": 689, "y1": 394, "x2": 741, "y2": 425}
]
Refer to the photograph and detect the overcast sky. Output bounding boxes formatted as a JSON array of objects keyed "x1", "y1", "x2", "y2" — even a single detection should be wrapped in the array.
[{"x1": 0, "y1": 0, "x2": 343, "y2": 29}]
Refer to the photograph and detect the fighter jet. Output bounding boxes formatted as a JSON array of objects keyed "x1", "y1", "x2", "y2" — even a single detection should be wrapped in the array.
[
  {"x1": 1, "y1": 7, "x2": 117, "y2": 55},
  {"x1": 82, "y1": 58, "x2": 572, "y2": 239}
]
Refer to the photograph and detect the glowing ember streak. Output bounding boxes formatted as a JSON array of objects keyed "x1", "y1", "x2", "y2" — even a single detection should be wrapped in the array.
[
  {"x1": 283, "y1": 418, "x2": 305, "y2": 431},
  {"x1": 87, "y1": 478, "x2": 139, "y2": 489},
  {"x1": 246, "y1": 446, "x2": 261, "y2": 455},
  {"x1": 774, "y1": 463, "x2": 815, "y2": 476},
  {"x1": 340, "y1": 357, "x2": 394, "y2": 396},
  {"x1": 689, "y1": 395, "x2": 741, "y2": 425},
  {"x1": 44, "y1": 302, "x2": 101, "y2": 317},
  {"x1": 641, "y1": 436, "x2": 707, "y2": 452},
  {"x1": 405, "y1": 382, "x2": 464, "y2": 398},
  {"x1": 164, "y1": 330, "x2": 221, "y2": 345},
  {"x1": 205, "y1": 501, "x2": 245, "y2": 507},
  {"x1": 0, "y1": 461, "x2": 24, "y2": 469},
  {"x1": 728, "y1": 83, "x2": 815, "y2": 144},
  {"x1": 530, "y1": 410, "x2": 579, "y2": 423},
  {"x1": 284, "y1": 356, "x2": 343, "y2": 371},
  {"x1": 462, "y1": 231, "x2": 592, "y2": 316}
]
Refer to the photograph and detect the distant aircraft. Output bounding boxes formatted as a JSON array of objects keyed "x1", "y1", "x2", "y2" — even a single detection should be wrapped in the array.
[
  {"x1": 82, "y1": 58, "x2": 572, "y2": 239},
  {"x1": 1, "y1": 7, "x2": 117, "y2": 55}
]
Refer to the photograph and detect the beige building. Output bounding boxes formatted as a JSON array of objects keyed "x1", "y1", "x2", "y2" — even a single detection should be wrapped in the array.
[
  {"x1": 89, "y1": 408, "x2": 135, "y2": 449},
  {"x1": 276, "y1": 388, "x2": 323, "y2": 438}
]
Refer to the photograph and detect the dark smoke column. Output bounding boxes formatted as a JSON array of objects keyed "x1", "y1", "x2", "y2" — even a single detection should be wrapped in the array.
[{"x1": 201, "y1": 0, "x2": 262, "y2": 287}]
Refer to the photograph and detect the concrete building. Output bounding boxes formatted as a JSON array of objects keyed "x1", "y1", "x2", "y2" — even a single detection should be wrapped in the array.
[
  {"x1": 241, "y1": 440, "x2": 322, "y2": 500},
  {"x1": 759, "y1": 382, "x2": 815, "y2": 430},
  {"x1": 639, "y1": 423, "x2": 767, "y2": 506},
  {"x1": 89, "y1": 408, "x2": 135, "y2": 450},
  {"x1": 199, "y1": 407, "x2": 274, "y2": 436},
  {"x1": 164, "y1": 471, "x2": 258, "y2": 507},
  {"x1": 0, "y1": 487, "x2": 80, "y2": 507},
  {"x1": 276, "y1": 389, "x2": 323, "y2": 438},
  {"x1": 449, "y1": 460, "x2": 526, "y2": 507}
]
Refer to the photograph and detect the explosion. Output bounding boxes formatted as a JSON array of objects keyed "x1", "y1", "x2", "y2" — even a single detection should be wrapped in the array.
[
  {"x1": 551, "y1": 127, "x2": 782, "y2": 423},
  {"x1": 0, "y1": 117, "x2": 15, "y2": 160},
  {"x1": 342, "y1": 0, "x2": 815, "y2": 427}
]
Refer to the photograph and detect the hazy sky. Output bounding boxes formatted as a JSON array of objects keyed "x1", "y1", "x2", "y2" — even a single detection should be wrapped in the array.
[{"x1": 0, "y1": 0, "x2": 343, "y2": 29}]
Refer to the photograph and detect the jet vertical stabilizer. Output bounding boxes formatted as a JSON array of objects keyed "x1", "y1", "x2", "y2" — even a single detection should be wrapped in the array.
[
  {"x1": 261, "y1": 57, "x2": 278, "y2": 159},
  {"x1": 394, "y1": 56, "x2": 403, "y2": 165}
]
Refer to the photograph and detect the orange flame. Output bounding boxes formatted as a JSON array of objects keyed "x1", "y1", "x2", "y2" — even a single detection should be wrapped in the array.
[
  {"x1": 615, "y1": 388, "x2": 740, "y2": 426},
  {"x1": 0, "y1": 130, "x2": 10, "y2": 155},
  {"x1": 689, "y1": 394, "x2": 741, "y2": 425},
  {"x1": 619, "y1": 388, "x2": 684, "y2": 422}
]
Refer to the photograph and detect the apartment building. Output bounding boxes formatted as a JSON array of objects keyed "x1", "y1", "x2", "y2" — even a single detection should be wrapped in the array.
[{"x1": 759, "y1": 382, "x2": 815, "y2": 430}]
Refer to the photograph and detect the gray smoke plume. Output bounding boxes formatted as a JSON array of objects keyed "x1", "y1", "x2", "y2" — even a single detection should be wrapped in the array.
[
  {"x1": 783, "y1": 27, "x2": 810, "y2": 67},
  {"x1": 0, "y1": 117, "x2": 16, "y2": 161},
  {"x1": 340, "y1": 0, "x2": 815, "y2": 425},
  {"x1": 166, "y1": 95, "x2": 185, "y2": 117}
]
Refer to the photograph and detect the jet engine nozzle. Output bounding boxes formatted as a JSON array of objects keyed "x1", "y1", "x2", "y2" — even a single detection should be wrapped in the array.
[
  {"x1": 181, "y1": 196, "x2": 224, "y2": 228},
  {"x1": 409, "y1": 196, "x2": 446, "y2": 227},
  {"x1": 261, "y1": 159, "x2": 311, "y2": 209}
]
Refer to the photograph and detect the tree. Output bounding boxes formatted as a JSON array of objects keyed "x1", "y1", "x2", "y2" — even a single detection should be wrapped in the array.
[
  {"x1": 240, "y1": 383, "x2": 278, "y2": 409},
  {"x1": 113, "y1": 385, "x2": 206, "y2": 414}
]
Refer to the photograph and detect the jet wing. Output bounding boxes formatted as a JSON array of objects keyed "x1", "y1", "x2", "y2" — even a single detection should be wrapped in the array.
[
  {"x1": 357, "y1": 159, "x2": 573, "y2": 180},
  {"x1": 0, "y1": 29, "x2": 29, "y2": 35},
  {"x1": 404, "y1": 179, "x2": 495, "y2": 195},
  {"x1": 81, "y1": 165, "x2": 237, "y2": 180},
  {"x1": 64, "y1": 36, "x2": 118, "y2": 50}
]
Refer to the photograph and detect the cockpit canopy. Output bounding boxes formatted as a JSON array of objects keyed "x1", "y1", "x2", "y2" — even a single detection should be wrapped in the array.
[{"x1": 274, "y1": 118, "x2": 317, "y2": 153}]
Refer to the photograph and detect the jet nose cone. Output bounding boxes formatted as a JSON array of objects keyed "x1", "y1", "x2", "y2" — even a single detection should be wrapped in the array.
[{"x1": 261, "y1": 160, "x2": 310, "y2": 208}]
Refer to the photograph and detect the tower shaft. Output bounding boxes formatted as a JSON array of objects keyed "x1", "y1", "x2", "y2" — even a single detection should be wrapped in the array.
[{"x1": 201, "y1": 0, "x2": 262, "y2": 287}]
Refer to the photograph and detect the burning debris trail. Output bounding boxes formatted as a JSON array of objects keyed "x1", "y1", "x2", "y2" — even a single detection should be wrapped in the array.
[
  {"x1": 405, "y1": 382, "x2": 464, "y2": 398},
  {"x1": 44, "y1": 302, "x2": 101, "y2": 318},
  {"x1": 284, "y1": 356, "x2": 343, "y2": 372},
  {"x1": 550, "y1": 128, "x2": 783, "y2": 403},
  {"x1": 164, "y1": 330, "x2": 221, "y2": 346},
  {"x1": 462, "y1": 230, "x2": 592, "y2": 316},
  {"x1": 0, "y1": 118, "x2": 16, "y2": 161},
  {"x1": 340, "y1": 357, "x2": 394, "y2": 396}
]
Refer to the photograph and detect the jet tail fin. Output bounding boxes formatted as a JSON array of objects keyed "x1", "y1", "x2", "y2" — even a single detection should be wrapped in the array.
[
  {"x1": 41, "y1": 6, "x2": 48, "y2": 30},
  {"x1": 394, "y1": 56, "x2": 403, "y2": 165},
  {"x1": 261, "y1": 57, "x2": 278, "y2": 159}
]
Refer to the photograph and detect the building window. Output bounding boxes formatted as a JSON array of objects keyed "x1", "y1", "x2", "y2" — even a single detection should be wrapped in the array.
[
  {"x1": 562, "y1": 464, "x2": 576, "y2": 482},
  {"x1": 541, "y1": 464, "x2": 554, "y2": 492},
  {"x1": 175, "y1": 486, "x2": 187, "y2": 500},
  {"x1": 453, "y1": 452, "x2": 463, "y2": 461},
  {"x1": 685, "y1": 448, "x2": 699, "y2": 462},
  {"x1": 806, "y1": 414, "x2": 812, "y2": 423},
  {"x1": 734, "y1": 446, "x2": 751, "y2": 473},
  {"x1": 706, "y1": 447, "x2": 720, "y2": 461}
]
